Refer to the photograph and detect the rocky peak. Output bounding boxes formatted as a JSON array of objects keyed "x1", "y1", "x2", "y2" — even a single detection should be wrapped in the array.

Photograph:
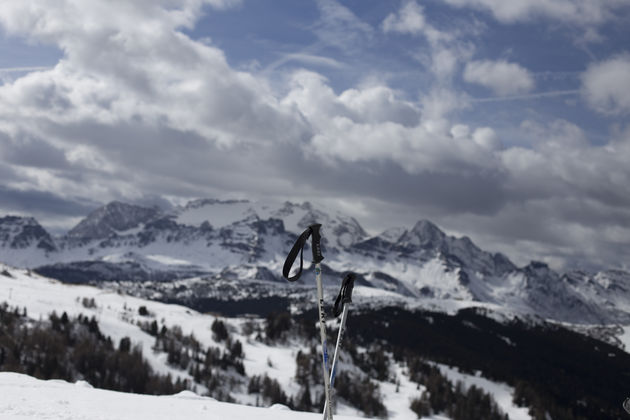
[
  {"x1": 413, "y1": 219, "x2": 445, "y2": 240},
  {"x1": 251, "y1": 218, "x2": 285, "y2": 236},
  {"x1": 330, "y1": 215, "x2": 368, "y2": 248},
  {"x1": 492, "y1": 252, "x2": 517, "y2": 274},
  {"x1": 562, "y1": 270, "x2": 590, "y2": 287},
  {"x1": 67, "y1": 201, "x2": 161, "y2": 240},
  {"x1": 521, "y1": 261, "x2": 562, "y2": 292},
  {"x1": 378, "y1": 227, "x2": 406, "y2": 243},
  {"x1": 0, "y1": 215, "x2": 56, "y2": 252},
  {"x1": 398, "y1": 220, "x2": 446, "y2": 250},
  {"x1": 524, "y1": 260, "x2": 551, "y2": 274},
  {"x1": 593, "y1": 270, "x2": 630, "y2": 291}
]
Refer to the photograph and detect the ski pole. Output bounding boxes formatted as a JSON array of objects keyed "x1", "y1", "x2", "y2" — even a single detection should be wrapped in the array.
[
  {"x1": 282, "y1": 224, "x2": 333, "y2": 420},
  {"x1": 323, "y1": 273, "x2": 355, "y2": 420}
]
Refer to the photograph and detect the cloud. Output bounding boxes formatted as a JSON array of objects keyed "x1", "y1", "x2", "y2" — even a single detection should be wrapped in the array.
[
  {"x1": 581, "y1": 54, "x2": 630, "y2": 115},
  {"x1": 338, "y1": 85, "x2": 421, "y2": 126},
  {"x1": 383, "y1": 1, "x2": 476, "y2": 87},
  {"x1": 0, "y1": 1, "x2": 629, "y2": 272},
  {"x1": 382, "y1": 0, "x2": 426, "y2": 35},
  {"x1": 382, "y1": 0, "x2": 452, "y2": 45},
  {"x1": 0, "y1": 185, "x2": 98, "y2": 217},
  {"x1": 283, "y1": 71, "x2": 493, "y2": 175},
  {"x1": 472, "y1": 127, "x2": 502, "y2": 150},
  {"x1": 498, "y1": 120, "x2": 630, "y2": 210},
  {"x1": 313, "y1": 0, "x2": 374, "y2": 52},
  {"x1": 0, "y1": 0, "x2": 315, "y2": 220},
  {"x1": 0, "y1": 0, "x2": 310, "y2": 148},
  {"x1": 463, "y1": 59, "x2": 535, "y2": 95},
  {"x1": 440, "y1": 0, "x2": 629, "y2": 25},
  {"x1": 420, "y1": 88, "x2": 470, "y2": 121},
  {"x1": 382, "y1": 0, "x2": 462, "y2": 79},
  {"x1": 430, "y1": 49, "x2": 459, "y2": 80},
  {"x1": 442, "y1": 195, "x2": 630, "y2": 270}
]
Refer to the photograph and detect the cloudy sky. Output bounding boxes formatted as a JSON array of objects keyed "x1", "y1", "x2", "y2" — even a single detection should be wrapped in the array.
[{"x1": 1, "y1": 0, "x2": 630, "y2": 271}]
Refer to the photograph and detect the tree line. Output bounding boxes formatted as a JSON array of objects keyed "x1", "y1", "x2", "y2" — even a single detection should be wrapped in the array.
[{"x1": 0, "y1": 302, "x2": 187, "y2": 394}]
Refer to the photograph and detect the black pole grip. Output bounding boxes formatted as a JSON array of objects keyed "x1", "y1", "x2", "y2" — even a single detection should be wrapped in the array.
[
  {"x1": 341, "y1": 273, "x2": 355, "y2": 304},
  {"x1": 309, "y1": 223, "x2": 324, "y2": 264},
  {"x1": 333, "y1": 273, "x2": 356, "y2": 317},
  {"x1": 282, "y1": 224, "x2": 325, "y2": 282}
]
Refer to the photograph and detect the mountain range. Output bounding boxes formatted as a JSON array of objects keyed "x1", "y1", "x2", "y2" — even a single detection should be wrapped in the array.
[{"x1": 1, "y1": 198, "x2": 629, "y2": 325}]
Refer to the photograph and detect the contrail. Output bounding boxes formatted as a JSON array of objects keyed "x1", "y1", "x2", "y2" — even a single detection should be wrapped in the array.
[
  {"x1": 0, "y1": 66, "x2": 52, "y2": 73},
  {"x1": 471, "y1": 89, "x2": 580, "y2": 103}
]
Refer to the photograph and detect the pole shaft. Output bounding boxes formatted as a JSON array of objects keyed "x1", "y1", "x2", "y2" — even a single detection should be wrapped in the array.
[
  {"x1": 322, "y1": 304, "x2": 349, "y2": 420},
  {"x1": 315, "y1": 263, "x2": 333, "y2": 420}
]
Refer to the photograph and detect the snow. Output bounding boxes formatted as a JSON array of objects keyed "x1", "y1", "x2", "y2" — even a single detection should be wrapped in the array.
[
  {"x1": 327, "y1": 255, "x2": 473, "y2": 302},
  {"x1": 271, "y1": 202, "x2": 310, "y2": 234},
  {"x1": 0, "y1": 263, "x2": 482, "y2": 420},
  {"x1": 239, "y1": 339, "x2": 305, "y2": 399},
  {"x1": 146, "y1": 254, "x2": 193, "y2": 266},
  {"x1": 378, "y1": 227, "x2": 406, "y2": 243},
  {"x1": 377, "y1": 362, "x2": 426, "y2": 420},
  {"x1": 115, "y1": 224, "x2": 145, "y2": 236},
  {"x1": 0, "y1": 245, "x2": 52, "y2": 269},
  {"x1": 175, "y1": 200, "x2": 255, "y2": 228},
  {"x1": 0, "y1": 372, "x2": 366, "y2": 420},
  {"x1": 619, "y1": 326, "x2": 630, "y2": 351},
  {"x1": 3, "y1": 197, "x2": 630, "y2": 327},
  {"x1": 0, "y1": 263, "x2": 612, "y2": 420},
  {"x1": 0, "y1": 265, "x2": 204, "y2": 381},
  {"x1": 436, "y1": 365, "x2": 532, "y2": 420}
]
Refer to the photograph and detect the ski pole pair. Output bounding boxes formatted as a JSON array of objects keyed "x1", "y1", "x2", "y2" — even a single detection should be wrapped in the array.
[{"x1": 283, "y1": 224, "x2": 355, "y2": 420}]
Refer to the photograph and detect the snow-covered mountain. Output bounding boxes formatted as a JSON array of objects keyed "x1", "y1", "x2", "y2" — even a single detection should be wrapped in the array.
[{"x1": 1, "y1": 198, "x2": 630, "y2": 325}]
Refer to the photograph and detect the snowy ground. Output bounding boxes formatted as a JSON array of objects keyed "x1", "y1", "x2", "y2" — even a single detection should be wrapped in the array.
[
  {"x1": 0, "y1": 372, "x2": 364, "y2": 420},
  {"x1": 619, "y1": 326, "x2": 630, "y2": 351},
  {"x1": 0, "y1": 264, "x2": 537, "y2": 420},
  {"x1": 0, "y1": 264, "x2": 424, "y2": 419},
  {"x1": 436, "y1": 365, "x2": 532, "y2": 420}
]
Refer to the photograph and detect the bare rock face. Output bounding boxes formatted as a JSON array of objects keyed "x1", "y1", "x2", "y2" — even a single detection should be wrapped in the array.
[
  {"x1": 67, "y1": 201, "x2": 161, "y2": 241},
  {"x1": 0, "y1": 216, "x2": 57, "y2": 252}
]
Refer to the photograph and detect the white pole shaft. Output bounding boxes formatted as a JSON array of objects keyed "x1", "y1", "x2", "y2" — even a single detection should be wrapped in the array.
[
  {"x1": 322, "y1": 304, "x2": 349, "y2": 420},
  {"x1": 315, "y1": 263, "x2": 333, "y2": 420}
]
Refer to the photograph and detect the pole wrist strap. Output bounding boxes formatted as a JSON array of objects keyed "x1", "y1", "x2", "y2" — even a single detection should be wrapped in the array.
[{"x1": 282, "y1": 224, "x2": 324, "y2": 282}]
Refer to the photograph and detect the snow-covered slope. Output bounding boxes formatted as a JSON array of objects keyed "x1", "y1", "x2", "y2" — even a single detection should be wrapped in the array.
[
  {"x1": 1, "y1": 264, "x2": 536, "y2": 420},
  {"x1": 1, "y1": 198, "x2": 630, "y2": 325},
  {"x1": 0, "y1": 264, "x2": 387, "y2": 417},
  {"x1": 0, "y1": 372, "x2": 365, "y2": 420},
  {"x1": 435, "y1": 365, "x2": 531, "y2": 420},
  {"x1": 1, "y1": 371, "x2": 531, "y2": 420}
]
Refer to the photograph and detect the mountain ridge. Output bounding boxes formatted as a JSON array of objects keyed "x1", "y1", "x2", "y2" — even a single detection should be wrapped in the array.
[{"x1": 1, "y1": 198, "x2": 629, "y2": 325}]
